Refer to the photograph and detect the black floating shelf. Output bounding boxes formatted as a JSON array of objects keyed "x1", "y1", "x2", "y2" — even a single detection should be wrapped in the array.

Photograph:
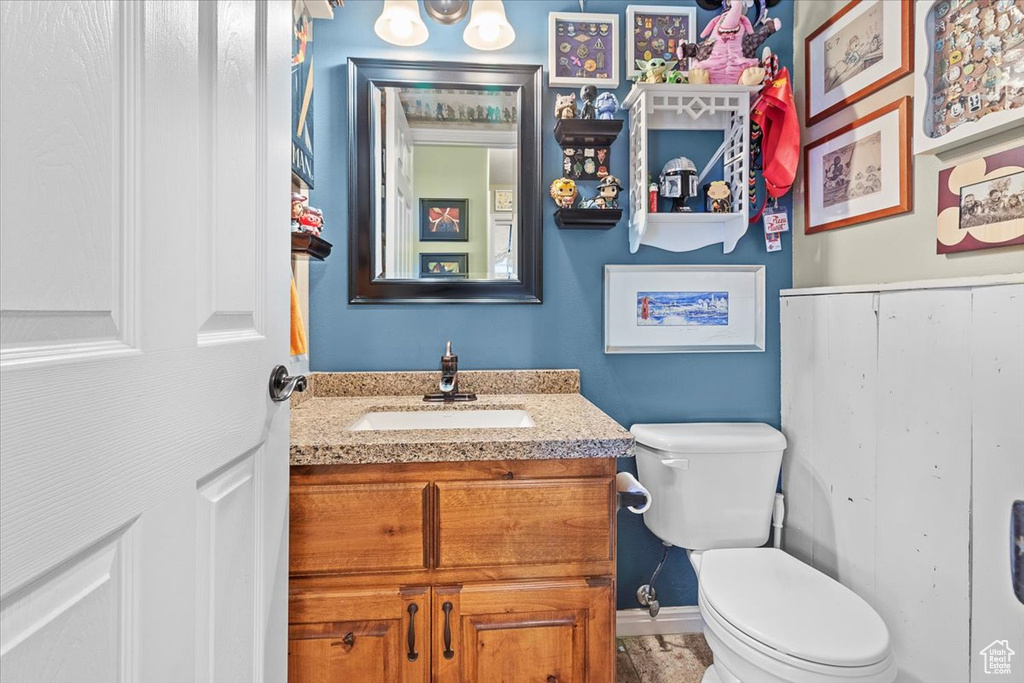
[
  {"x1": 553, "y1": 118, "x2": 624, "y2": 147},
  {"x1": 291, "y1": 232, "x2": 333, "y2": 260},
  {"x1": 554, "y1": 208, "x2": 623, "y2": 230}
]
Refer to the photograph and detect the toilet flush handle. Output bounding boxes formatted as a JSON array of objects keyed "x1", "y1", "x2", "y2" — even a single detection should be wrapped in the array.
[{"x1": 662, "y1": 458, "x2": 689, "y2": 470}]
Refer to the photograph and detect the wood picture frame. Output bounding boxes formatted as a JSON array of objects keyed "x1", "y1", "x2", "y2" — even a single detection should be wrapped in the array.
[
  {"x1": 804, "y1": 96, "x2": 913, "y2": 234},
  {"x1": 548, "y1": 12, "x2": 620, "y2": 88},
  {"x1": 804, "y1": 0, "x2": 913, "y2": 127},
  {"x1": 625, "y1": 5, "x2": 697, "y2": 79}
]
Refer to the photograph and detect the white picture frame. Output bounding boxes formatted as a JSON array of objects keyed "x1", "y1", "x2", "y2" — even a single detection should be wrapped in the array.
[
  {"x1": 548, "y1": 12, "x2": 620, "y2": 88},
  {"x1": 493, "y1": 190, "x2": 514, "y2": 212},
  {"x1": 913, "y1": 0, "x2": 1024, "y2": 156},
  {"x1": 604, "y1": 265, "x2": 765, "y2": 354},
  {"x1": 625, "y1": 5, "x2": 697, "y2": 79}
]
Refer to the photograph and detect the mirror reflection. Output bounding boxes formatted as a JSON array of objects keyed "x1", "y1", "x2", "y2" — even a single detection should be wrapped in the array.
[{"x1": 373, "y1": 86, "x2": 520, "y2": 281}]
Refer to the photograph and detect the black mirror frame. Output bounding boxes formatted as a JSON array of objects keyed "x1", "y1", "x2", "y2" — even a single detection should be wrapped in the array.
[{"x1": 348, "y1": 58, "x2": 543, "y2": 304}]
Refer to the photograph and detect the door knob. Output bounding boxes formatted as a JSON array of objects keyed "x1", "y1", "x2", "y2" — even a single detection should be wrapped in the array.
[{"x1": 269, "y1": 365, "x2": 307, "y2": 402}]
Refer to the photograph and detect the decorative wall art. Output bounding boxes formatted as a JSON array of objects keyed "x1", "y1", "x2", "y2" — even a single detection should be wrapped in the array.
[
  {"x1": 493, "y1": 190, "x2": 514, "y2": 212},
  {"x1": 625, "y1": 5, "x2": 697, "y2": 79},
  {"x1": 548, "y1": 12, "x2": 620, "y2": 87},
  {"x1": 914, "y1": 0, "x2": 1024, "y2": 155},
  {"x1": 804, "y1": 0, "x2": 913, "y2": 126},
  {"x1": 804, "y1": 96, "x2": 913, "y2": 234},
  {"x1": 398, "y1": 88, "x2": 517, "y2": 130},
  {"x1": 937, "y1": 145, "x2": 1024, "y2": 254},
  {"x1": 420, "y1": 253, "x2": 469, "y2": 278},
  {"x1": 291, "y1": 4, "x2": 315, "y2": 187},
  {"x1": 419, "y1": 199, "x2": 469, "y2": 241},
  {"x1": 604, "y1": 265, "x2": 765, "y2": 353}
]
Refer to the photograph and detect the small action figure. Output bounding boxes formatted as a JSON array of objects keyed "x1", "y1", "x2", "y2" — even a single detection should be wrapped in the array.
[
  {"x1": 660, "y1": 157, "x2": 698, "y2": 212},
  {"x1": 291, "y1": 192, "x2": 307, "y2": 230},
  {"x1": 579, "y1": 85, "x2": 597, "y2": 120},
  {"x1": 595, "y1": 91, "x2": 619, "y2": 119},
  {"x1": 296, "y1": 205, "x2": 323, "y2": 236},
  {"x1": 549, "y1": 177, "x2": 579, "y2": 209},
  {"x1": 555, "y1": 93, "x2": 577, "y2": 119},
  {"x1": 634, "y1": 57, "x2": 679, "y2": 83},
  {"x1": 592, "y1": 175, "x2": 623, "y2": 209},
  {"x1": 704, "y1": 181, "x2": 733, "y2": 213}
]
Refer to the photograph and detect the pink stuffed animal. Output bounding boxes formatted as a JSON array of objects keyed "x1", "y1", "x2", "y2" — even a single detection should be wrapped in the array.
[{"x1": 678, "y1": 0, "x2": 781, "y2": 85}]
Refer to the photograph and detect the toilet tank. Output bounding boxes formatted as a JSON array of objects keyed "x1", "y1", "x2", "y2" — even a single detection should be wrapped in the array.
[{"x1": 631, "y1": 423, "x2": 787, "y2": 550}]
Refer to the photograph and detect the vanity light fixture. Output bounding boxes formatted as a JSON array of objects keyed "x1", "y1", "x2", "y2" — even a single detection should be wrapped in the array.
[
  {"x1": 423, "y1": 0, "x2": 469, "y2": 25},
  {"x1": 463, "y1": 0, "x2": 515, "y2": 51},
  {"x1": 374, "y1": 0, "x2": 429, "y2": 47}
]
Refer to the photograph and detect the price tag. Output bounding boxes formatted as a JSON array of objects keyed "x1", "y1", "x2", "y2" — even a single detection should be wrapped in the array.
[{"x1": 763, "y1": 206, "x2": 790, "y2": 234}]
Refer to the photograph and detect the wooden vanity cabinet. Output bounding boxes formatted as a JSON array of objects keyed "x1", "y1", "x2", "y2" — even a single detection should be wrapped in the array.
[{"x1": 289, "y1": 458, "x2": 617, "y2": 683}]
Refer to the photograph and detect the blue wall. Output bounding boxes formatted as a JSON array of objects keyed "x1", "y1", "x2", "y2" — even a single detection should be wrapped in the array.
[{"x1": 309, "y1": 0, "x2": 794, "y2": 610}]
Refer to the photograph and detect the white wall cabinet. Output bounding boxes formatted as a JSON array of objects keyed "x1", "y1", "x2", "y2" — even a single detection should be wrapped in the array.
[{"x1": 781, "y1": 279, "x2": 1024, "y2": 683}]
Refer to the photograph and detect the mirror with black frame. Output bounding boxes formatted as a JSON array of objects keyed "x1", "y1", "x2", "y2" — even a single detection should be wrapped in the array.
[{"x1": 349, "y1": 59, "x2": 542, "y2": 304}]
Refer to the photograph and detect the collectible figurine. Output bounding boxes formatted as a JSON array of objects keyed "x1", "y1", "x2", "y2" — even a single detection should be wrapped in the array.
[
  {"x1": 634, "y1": 57, "x2": 680, "y2": 83},
  {"x1": 704, "y1": 180, "x2": 733, "y2": 213},
  {"x1": 296, "y1": 205, "x2": 323, "y2": 236},
  {"x1": 660, "y1": 157, "x2": 698, "y2": 212},
  {"x1": 579, "y1": 85, "x2": 597, "y2": 119},
  {"x1": 593, "y1": 175, "x2": 623, "y2": 209},
  {"x1": 595, "y1": 91, "x2": 619, "y2": 119},
  {"x1": 555, "y1": 93, "x2": 577, "y2": 119},
  {"x1": 678, "y1": 0, "x2": 782, "y2": 85},
  {"x1": 291, "y1": 192, "x2": 307, "y2": 230},
  {"x1": 549, "y1": 177, "x2": 579, "y2": 209}
]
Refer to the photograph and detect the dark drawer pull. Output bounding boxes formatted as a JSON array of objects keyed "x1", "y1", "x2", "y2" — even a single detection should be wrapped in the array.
[
  {"x1": 407, "y1": 603, "x2": 419, "y2": 662},
  {"x1": 442, "y1": 601, "x2": 455, "y2": 660}
]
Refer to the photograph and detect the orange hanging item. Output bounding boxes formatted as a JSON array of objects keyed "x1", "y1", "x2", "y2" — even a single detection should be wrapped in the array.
[{"x1": 290, "y1": 277, "x2": 308, "y2": 357}]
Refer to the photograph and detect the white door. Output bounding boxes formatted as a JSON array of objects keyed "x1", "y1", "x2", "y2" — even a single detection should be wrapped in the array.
[
  {"x1": 384, "y1": 88, "x2": 416, "y2": 278},
  {"x1": 0, "y1": 2, "x2": 292, "y2": 682}
]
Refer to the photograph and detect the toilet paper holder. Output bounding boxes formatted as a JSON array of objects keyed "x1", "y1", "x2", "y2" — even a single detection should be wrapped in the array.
[
  {"x1": 615, "y1": 472, "x2": 652, "y2": 514},
  {"x1": 618, "y1": 491, "x2": 649, "y2": 510}
]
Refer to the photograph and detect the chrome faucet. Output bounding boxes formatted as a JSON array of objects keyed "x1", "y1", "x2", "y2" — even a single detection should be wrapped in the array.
[{"x1": 424, "y1": 341, "x2": 477, "y2": 402}]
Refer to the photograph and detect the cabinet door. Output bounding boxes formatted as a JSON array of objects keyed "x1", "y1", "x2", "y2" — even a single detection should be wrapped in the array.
[
  {"x1": 432, "y1": 579, "x2": 614, "y2": 683},
  {"x1": 289, "y1": 585, "x2": 430, "y2": 683}
]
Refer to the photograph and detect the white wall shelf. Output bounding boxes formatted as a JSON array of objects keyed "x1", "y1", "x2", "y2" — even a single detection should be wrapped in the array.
[{"x1": 622, "y1": 83, "x2": 759, "y2": 254}]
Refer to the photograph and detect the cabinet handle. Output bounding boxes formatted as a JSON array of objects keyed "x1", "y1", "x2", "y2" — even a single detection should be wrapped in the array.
[
  {"x1": 407, "y1": 603, "x2": 419, "y2": 662},
  {"x1": 442, "y1": 601, "x2": 455, "y2": 660},
  {"x1": 331, "y1": 632, "x2": 355, "y2": 649}
]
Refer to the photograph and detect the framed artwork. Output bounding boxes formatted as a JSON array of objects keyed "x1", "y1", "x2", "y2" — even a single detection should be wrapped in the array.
[
  {"x1": 291, "y1": 5, "x2": 315, "y2": 187},
  {"x1": 548, "y1": 12, "x2": 620, "y2": 87},
  {"x1": 913, "y1": 0, "x2": 1024, "y2": 156},
  {"x1": 420, "y1": 253, "x2": 469, "y2": 278},
  {"x1": 625, "y1": 5, "x2": 697, "y2": 79},
  {"x1": 604, "y1": 265, "x2": 765, "y2": 354},
  {"x1": 804, "y1": 96, "x2": 913, "y2": 234},
  {"x1": 937, "y1": 145, "x2": 1024, "y2": 254},
  {"x1": 804, "y1": 0, "x2": 913, "y2": 126},
  {"x1": 419, "y1": 199, "x2": 468, "y2": 241},
  {"x1": 493, "y1": 190, "x2": 514, "y2": 212}
]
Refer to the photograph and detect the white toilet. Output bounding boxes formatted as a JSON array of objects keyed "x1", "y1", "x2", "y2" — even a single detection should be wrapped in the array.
[{"x1": 631, "y1": 422, "x2": 897, "y2": 683}]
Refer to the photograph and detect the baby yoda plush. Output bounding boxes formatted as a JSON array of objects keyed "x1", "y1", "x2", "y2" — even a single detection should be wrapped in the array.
[{"x1": 634, "y1": 58, "x2": 680, "y2": 84}]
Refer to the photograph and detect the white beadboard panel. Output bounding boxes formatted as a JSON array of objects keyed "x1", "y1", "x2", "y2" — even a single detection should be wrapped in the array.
[
  {"x1": 197, "y1": 0, "x2": 260, "y2": 342},
  {"x1": 0, "y1": 0, "x2": 137, "y2": 361},
  {"x1": 0, "y1": 526, "x2": 135, "y2": 683},
  {"x1": 781, "y1": 293, "x2": 879, "y2": 600},
  {"x1": 780, "y1": 295, "x2": 818, "y2": 567},
  {"x1": 195, "y1": 452, "x2": 257, "y2": 683},
  {"x1": 875, "y1": 289, "x2": 972, "y2": 683},
  {"x1": 969, "y1": 284, "x2": 1024, "y2": 683}
]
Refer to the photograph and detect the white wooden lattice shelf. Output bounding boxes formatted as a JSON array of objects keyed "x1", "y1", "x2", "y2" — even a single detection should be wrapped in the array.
[{"x1": 622, "y1": 83, "x2": 760, "y2": 254}]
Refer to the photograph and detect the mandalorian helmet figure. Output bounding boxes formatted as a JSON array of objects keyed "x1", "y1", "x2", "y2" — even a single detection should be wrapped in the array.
[{"x1": 659, "y1": 156, "x2": 698, "y2": 212}]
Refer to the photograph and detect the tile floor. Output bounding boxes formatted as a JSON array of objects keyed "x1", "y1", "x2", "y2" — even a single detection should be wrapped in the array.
[{"x1": 616, "y1": 634, "x2": 714, "y2": 683}]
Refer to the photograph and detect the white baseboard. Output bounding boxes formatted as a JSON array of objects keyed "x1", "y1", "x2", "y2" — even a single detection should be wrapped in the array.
[{"x1": 616, "y1": 606, "x2": 705, "y2": 637}]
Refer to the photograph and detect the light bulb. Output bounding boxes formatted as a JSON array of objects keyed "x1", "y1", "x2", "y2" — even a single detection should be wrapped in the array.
[
  {"x1": 390, "y1": 15, "x2": 413, "y2": 38},
  {"x1": 477, "y1": 20, "x2": 500, "y2": 43}
]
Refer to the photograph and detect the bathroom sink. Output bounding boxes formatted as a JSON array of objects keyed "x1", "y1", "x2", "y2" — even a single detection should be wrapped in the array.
[{"x1": 348, "y1": 409, "x2": 535, "y2": 431}]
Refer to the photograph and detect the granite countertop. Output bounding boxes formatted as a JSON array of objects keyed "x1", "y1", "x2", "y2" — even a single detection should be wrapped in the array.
[{"x1": 290, "y1": 370, "x2": 634, "y2": 465}]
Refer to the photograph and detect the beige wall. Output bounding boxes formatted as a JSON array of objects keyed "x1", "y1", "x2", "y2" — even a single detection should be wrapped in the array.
[{"x1": 792, "y1": 0, "x2": 1024, "y2": 288}]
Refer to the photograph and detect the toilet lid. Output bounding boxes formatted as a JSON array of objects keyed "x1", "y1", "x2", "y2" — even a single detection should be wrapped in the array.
[{"x1": 698, "y1": 548, "x2": 890, "y2": 667}]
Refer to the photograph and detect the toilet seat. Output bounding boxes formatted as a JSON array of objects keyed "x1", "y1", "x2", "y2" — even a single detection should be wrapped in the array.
[{"x1": 696, "y1": 548, "x2": 896, "y2": 682}]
